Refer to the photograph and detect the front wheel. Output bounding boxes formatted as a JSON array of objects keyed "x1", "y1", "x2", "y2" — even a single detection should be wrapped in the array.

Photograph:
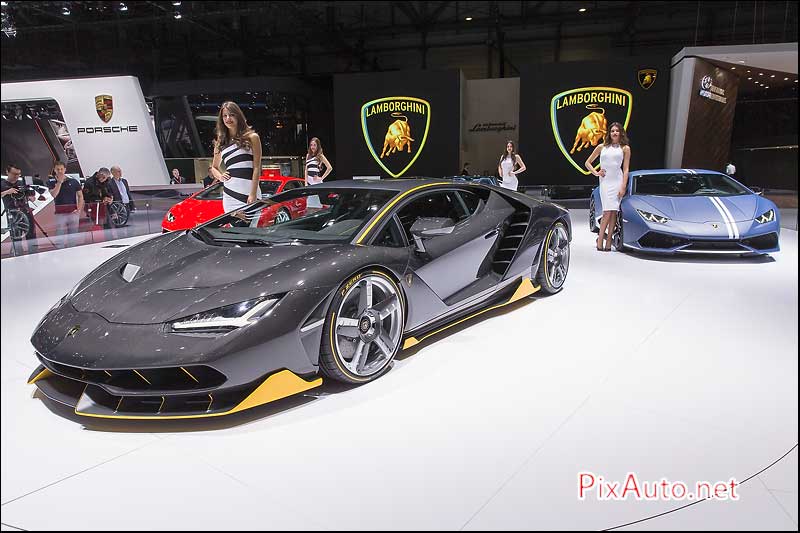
[
  {"x1": 319, "y1": 270, "x2": 406, "y2": 384},
  {"x1": 108, "y1": 202, "x2": 129, "y2": 227},
  {"x1": 535, "y1": 221, "x2": 570, "y2": 295}
]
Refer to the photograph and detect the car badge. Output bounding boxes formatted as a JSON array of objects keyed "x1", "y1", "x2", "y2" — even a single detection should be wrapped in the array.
[
  {"x1": 637, "y1": 69, "x2": 658, "y2": 90},
  {"x1": 67, "y1": 325, "x2": 81, "y2": 337},
  {"x1": 405, "y1": 273, "x2": 413, "y2": 286}
]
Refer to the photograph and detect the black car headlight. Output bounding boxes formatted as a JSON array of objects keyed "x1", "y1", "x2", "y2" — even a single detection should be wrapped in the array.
[
  {"x1": 169, "y1": 296, "x2": 281, "y2": 333},
  {"x1": 755, "y1": 209, "x2": 775, "y2": 224},
  {"x1": 636, "y1": 209, "x2": 669, "y2": 224}
]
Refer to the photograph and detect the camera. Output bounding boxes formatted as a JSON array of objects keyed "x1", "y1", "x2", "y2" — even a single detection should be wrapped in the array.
[{"x1": 7, "y1": 184, "x2": 46, "y2": 210}]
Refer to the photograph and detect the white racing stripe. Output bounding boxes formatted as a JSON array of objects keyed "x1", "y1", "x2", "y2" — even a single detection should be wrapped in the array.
[
  {"x1": 708, "y1": 196, "x2": 734, "y2": 239},
  {"x1": 715, "y1": 197, "x2": 740, "y2": 239}
]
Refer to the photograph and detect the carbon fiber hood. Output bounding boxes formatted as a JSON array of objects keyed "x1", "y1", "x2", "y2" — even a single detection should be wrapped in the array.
[{"x1": 70, "y1": 232, "x2": 336, "y2": 324}]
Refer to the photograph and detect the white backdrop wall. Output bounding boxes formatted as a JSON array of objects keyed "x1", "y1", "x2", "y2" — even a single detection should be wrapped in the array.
[
  {"x1": 462, "y1": 78, "x2": 520, "y2": 176},
  {"x1": 1, "y1": 76, "x2": 168, "y2": 186}
]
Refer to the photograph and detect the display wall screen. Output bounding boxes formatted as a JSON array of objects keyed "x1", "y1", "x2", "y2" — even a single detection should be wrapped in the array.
[
  {"x1": 519, "y1": 58, "x2": 669, "y2": 186},
  {"x1": 334, "y1": 70, "x2": 460, "y2": 179}
]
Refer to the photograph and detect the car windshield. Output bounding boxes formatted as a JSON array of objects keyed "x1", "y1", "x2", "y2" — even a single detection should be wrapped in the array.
[
  {"x1": 196, "y1": 180, "x2": 281, "y2": 200},
  {"x1": 634, "y1": 173, "x2": 749, "y2": 197},
  {"x1": 197, "y1": 187, "x2": 397, "y2": 245}
]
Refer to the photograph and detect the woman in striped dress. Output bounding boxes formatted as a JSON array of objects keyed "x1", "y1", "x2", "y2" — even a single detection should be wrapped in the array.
[
  {"x1": 210, "y1": 101, "x2": 262, "y2": 213},
  {"x1": 305, "y1": 137, "x2": 333, "y2": 209}
]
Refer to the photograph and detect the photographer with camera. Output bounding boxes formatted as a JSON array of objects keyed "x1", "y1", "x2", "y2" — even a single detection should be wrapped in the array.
[
  {"x1": 1, "y1": 163, "x2": 38, "y2": 252},
  {"x1": 83, "y1": 167, "x2": 114, "y2": 228},
  {"x1": 48, "y1": 161, "x2": 84, "y2": 248}
]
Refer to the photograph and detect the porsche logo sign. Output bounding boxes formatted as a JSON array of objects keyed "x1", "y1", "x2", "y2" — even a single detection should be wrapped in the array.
[
  {"x1": 550, "y1": 87, "x2": 632, "y2": 175},
  {"x1": 361, "y1": 96, "x2": 430, "y2": 178},
  {"x1": 95, "y1": 94, "x2": 113, "y2": 123}
]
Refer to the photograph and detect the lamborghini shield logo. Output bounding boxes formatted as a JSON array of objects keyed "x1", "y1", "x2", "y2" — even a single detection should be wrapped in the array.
[
  {"x1": 361, "y1": 96, "x2": 430, "y2": 178},
  {"x1": 638, "y1": 69, "x2": 658, "y2": 90},
  {"x1": 550, "y1": 87, "x2": 632, "y2": 175},
  {"x1": 95, "y1": 94, "x2": 113, "y2": 123}
]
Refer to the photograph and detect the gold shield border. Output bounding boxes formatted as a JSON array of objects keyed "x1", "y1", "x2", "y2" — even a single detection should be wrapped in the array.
[
  {"x1": 549, "y1": 87, "x2": 632, "y2": 176},
  {"x1": 360, "y1": 96, "x2": 431, "y2": 178}
]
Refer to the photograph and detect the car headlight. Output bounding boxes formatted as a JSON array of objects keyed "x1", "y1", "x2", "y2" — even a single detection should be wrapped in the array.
[
  {"x1": 169, "y1": 296, "x2": 281, "y2": 332},
  {"x1": 166, "y1": 211, "x2": 175, "y2": 223},
  {"x1": 636, "y1": 209, "x2": 669, "y2": 224},
  {"x1": 755, "y1": 209, "x2": 775, "y2": 224}
]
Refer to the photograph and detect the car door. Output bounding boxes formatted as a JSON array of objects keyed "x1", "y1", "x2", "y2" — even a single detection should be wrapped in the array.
[{"x1": 397, "y1": 188, "x2": 513, "y2": 302}]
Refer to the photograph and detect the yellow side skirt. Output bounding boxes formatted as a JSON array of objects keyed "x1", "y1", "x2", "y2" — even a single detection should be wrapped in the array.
[
  {"x1": 402, "y1": 277, "x2": 540, "y2": 350},
  {"x1": 68, "y1": 370, "x2": 322, "y2": 420}
]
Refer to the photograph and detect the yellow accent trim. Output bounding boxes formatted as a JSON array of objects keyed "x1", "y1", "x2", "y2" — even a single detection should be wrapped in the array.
[
  {"x1": 28, "y1": 368, "x2": 53, "y2": 385},
  {"x1": 402, "y1": 278, "x2": 540, "y2": 349},
  {"x1": 132, "y1": 369, "x2": 152, "y2": 385},
  {"x1": 73, "y1": 370, "x2": 322, "y2": 420},
  {"x1": 180, "y1": 367, "x2": 200, "y2": 383},
  {"x1": 355, "y1": 182, "x2": 450, "y2": 244}
]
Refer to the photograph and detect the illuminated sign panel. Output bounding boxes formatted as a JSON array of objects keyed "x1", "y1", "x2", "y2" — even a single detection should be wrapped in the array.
[{"x1": 361, "y1": 97, "x2": 431, "y2": 178}]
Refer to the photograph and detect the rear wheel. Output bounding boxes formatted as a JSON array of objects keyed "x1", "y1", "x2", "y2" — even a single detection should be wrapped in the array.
[
  {"x1": 535, "y1": 221, "x2": 570, "y2": 295},
  {"x1": 589, "y1": 198, "x2": 599, "y2": 233},
  {"x1": 319, "y1": 270, "x2": 406, "y2": 384}
]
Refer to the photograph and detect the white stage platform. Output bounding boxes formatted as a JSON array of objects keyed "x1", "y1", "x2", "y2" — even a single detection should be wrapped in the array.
[{"x1": 1, "y1": 209, "x2": 797, "y2": 530}]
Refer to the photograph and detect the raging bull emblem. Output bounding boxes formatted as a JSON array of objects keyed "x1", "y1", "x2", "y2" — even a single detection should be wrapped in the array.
[
  {"x1": 361, "y1": 96, "x2": 430, "y2": 178},
  {"x1": 380, "y1": 113, "x2": 415, "y2": 158},
  {"x1": 550, "y1": 87, "x2": 632, "y2": 175},
  {"x1": 569, "y1": 104, "x2": 607, "y2": 154},
  {"x1": 638, "y1": 69, "x2": 658, "y2": 90}
]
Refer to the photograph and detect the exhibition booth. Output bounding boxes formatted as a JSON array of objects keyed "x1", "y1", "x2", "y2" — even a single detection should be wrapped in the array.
[{"x1": 1, "y1": 43, "x2": 797, "y2": 530}]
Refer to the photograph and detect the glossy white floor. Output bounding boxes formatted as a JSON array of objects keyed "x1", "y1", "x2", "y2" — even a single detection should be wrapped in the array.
[{"x1": 1, "y1": 209, "x2": 797, "y2": 531}]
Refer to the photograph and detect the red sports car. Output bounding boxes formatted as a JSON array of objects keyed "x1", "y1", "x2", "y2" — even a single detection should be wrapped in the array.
[{"x1": 162, "y1": 170, "x2": 306, "y2": 232}]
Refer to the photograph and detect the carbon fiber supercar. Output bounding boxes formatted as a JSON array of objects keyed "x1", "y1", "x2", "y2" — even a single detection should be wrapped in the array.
[{"x1": 29, "y1": 179, "x2": 571, "y2": 420}]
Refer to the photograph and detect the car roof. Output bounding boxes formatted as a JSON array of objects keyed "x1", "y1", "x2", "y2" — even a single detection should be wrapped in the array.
[
  {"x1": 305, "y1": 178, "x2": 456, "y2": 192},
  {"x1": 630, "y1": 169, "x2": 728, "y2": 177}
]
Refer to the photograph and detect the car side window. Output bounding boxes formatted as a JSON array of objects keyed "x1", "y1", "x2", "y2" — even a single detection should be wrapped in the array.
[
  {"x1": 196, "y1": 183, "x2": 223, "y2": 200},
  {"x1": 372, "y1": 216, "x2": 406, "y2": 248},
  {"x1": 283, "y1": 180, "x2": 302, "y2": 191},
  {"x1": 457, "y1": 190, "x2": 487, "y2": 216},
  {"x1": 396, "y1": 191, "x2": 468, "y2": 241}
]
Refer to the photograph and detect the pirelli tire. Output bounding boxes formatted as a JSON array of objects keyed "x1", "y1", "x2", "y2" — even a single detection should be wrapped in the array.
[
  {"x1": 319, "y1": 270, "x2": 406, "y2": 384},
  {"x1": 535, "y1": 221, "x2": 570, "y2": 295}
]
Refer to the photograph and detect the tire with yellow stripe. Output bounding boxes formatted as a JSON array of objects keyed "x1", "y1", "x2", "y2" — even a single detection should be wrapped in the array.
[
  {"x1": 319, "y1": 269, "x2": 406, "y2": 384},
  {"x1": 535, "y1": 221, "x2": 570, "y2": 295}
]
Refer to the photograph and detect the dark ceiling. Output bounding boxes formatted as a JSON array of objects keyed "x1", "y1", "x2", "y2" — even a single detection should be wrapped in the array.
[{"x1": 1, "y1": 1, "x2": 797, "y2": 91}]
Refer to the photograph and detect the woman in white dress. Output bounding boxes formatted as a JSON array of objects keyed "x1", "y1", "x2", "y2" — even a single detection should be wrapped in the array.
[
  {"x1": 497, "y1": 140, "x2": 526, "y2": 191},
  {"x1": 209, "y1": 101, "x2": 262, "y2": 214},
  {"x1": 305, "y1": 137, "x2": 333, "y2": 209},
  {"x1": 584, "y1": 122, "x2": 630, "y2": 251}
]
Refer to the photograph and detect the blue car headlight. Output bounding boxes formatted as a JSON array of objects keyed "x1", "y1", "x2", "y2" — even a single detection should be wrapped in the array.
[
  {"x1": 169, "y1": 296, "x2": 281, "y2": 332},
  {"x1": 755, "y1": 209, "x2": 775, "y2": 224},
  {"x1": 636, "y1": 209, "x2": 669, "y2": 224}
]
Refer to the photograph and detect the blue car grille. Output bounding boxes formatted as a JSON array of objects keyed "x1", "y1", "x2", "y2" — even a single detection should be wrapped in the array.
[
  {"x1": 742, "y1": 233, "x2": 779, "y2": 250},
  {"x1": 638, "y1": 232, "x2": 690, "y2": 249}
]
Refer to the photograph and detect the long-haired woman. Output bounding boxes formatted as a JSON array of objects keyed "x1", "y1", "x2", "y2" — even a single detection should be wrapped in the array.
[
  {"x1": 497, "y1": 140, "x2": 526, "y2": 191},
  {"x1": 305, "y1": 137, "x2": 333, "y2": 209},
  {"x1": 210, "y1": 101, "x2": 262, "y2": 213},
  {"x1": 585, "y1": 122, "x2": 630, "y2": 251}
]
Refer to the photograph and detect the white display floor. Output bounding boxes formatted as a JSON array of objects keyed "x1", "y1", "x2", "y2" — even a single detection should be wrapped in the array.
[{"x1": 1, "y1": 209, "x2": 797, "y2": 530}]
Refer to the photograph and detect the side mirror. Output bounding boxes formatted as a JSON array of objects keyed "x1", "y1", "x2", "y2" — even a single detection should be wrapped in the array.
[
  {"x1": 409, "y1": 217, "x2": 455, "y2": 253},
  {"x1": 750, "y1": 186, "x2": 763, "y2": 196}
]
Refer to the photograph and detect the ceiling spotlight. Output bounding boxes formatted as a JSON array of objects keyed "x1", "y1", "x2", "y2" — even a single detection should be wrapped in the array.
[
  {"x1": 119, "y1": 3, "x2": 127, "y2": 11},
  {"x1": 770, "y1": 74, "x2": 775, "y2": 78},
  {"x1": 0, "y1": 2, "x2": 7, "y2": 6},
  {"x1": 746, "y1": 70, "x2": 751, "y2": 73},
  {"x1": 62, "y1": 7, "x2": 71, "y2": 15},
  {"x1": 465, "y1": 16, "x2": 472, "y2": 21},
  {"x1": 758, "y1": 72, "x2": 763, "y2": 76},
  {"x1": 731, "y1": 67, "x2": 736, "y2": 70},
  {"x1": 747, "y1": 77, "x2": 752, "y2": 80},
  {"x1": 765, "y1": 86, "x2": 770, "y2": 89},
  {"x1": 738, "y1": 60, "x2": 745, "y2": 63},
  {"x1": 174, "y1": 11, "x2": 182, "y2": 19},
  {"x1": 784, "y1": 77, "x2": 789, "y2": 81},
  {"x1": 172, "y1": 1, "x2": 181, "y2": 5},
  {"x1": 578, "y1": 8, "x2": 587, "y2": 12}
]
